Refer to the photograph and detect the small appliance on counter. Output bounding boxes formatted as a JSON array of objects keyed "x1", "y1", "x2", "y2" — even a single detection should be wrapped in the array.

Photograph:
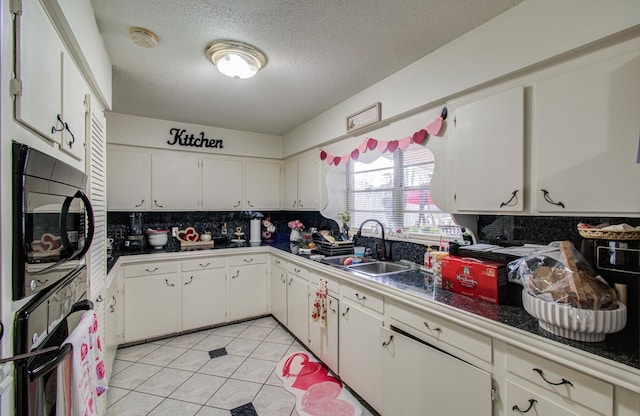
[{"x1": 125, "y1": 212, "x2": 144, "y2": 251}]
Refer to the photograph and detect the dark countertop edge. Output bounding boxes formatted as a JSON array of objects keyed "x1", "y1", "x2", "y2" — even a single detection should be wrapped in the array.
[{"x1": 107, "y1": 242, "x2": 639, "y2": 379}]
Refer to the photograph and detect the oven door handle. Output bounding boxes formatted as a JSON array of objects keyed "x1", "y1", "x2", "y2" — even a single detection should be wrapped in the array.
[
  {"x1": 27, "y1": 344, "x2": 72, "y2": 381},
  {"x1": 60, "y1": 190, "x2": 95, "y2": 261}
]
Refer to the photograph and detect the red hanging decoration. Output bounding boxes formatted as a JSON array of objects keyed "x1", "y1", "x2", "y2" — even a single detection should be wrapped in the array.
[{"x1": 320, "y1": 108, "x2": 446, "y2": 166}]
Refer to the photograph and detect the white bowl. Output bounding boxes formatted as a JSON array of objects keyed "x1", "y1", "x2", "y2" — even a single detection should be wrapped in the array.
[
  {"x1": 522, "y1": 291, "x2": 626, "y2": 342},
  {"x1": 147, "y1": 233, "x2": 168, "y2": 248}
]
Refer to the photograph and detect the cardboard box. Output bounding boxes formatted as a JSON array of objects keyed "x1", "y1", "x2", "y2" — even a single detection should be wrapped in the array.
[{"x1": 441, "y1": 256, "x2": 508, "y2": 304}]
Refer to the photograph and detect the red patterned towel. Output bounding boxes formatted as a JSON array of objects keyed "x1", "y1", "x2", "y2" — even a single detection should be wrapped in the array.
[{"x1": 311, "y1": 279, "x2": 327, "y2": 327}]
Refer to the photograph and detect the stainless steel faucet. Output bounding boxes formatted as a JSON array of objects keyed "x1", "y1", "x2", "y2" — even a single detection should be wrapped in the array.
[{"x1": 356, "y1": 219, "x2": 387, "y2": 260}]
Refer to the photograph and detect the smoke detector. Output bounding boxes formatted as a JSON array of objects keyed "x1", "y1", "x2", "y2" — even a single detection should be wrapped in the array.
[{"x1": 128, "y1": 27, "x2": 158, "y2": 48}]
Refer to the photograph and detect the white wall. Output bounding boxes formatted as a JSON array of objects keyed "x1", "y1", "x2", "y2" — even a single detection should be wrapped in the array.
[
  {"x1": 106, "y1": 112, "x2": 283, "y2": 159},
  {"x1": 282, "y1": 0, "x2": 640, "y2": 157}
]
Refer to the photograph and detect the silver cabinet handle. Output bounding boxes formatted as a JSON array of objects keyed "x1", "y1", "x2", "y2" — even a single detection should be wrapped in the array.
[
  {"x1": 288, "y1": 278, "x2": 293, "y2": 286},
  {"x1": 233, "y1": 200, "x2": 241, "y2": 208},
  {"x1": 145, "y1": 267, "x2": 159, "y2": 273},
  {"x1": 199, "y1": 262, "x2": 210, "y2": 268},
  {"x1": 298, "y1": 200, "x2": 303, "y2": 208},
  {"x1": 135, "y1": 199, "x2": 145, "y2": 208},
  {"x1": 341, "y1": 307, "x2": 350, "y2": 317},
  {"x1": 165, "y1": 279, "x2": 175, "y2": 287},
  {"x1": 280, "y1": 274, "x2": 286, "y2": 283},
  {"x1": 512, "y1": 399, "x2": 536, "y2": 414},
  {"x1": 96, "y1": 295, "x2": 104, "y2": 302},
  {"x1": 153, "y1": 200, "x2": 164, "y2": 208},
  {"x1": 247, "y1": 200, "x2": 254, "y2": 207},
  {"x1": 294, "y1": 267, "x2": 301, "y2": 273},
  {"x1": 355, "y1": 293, "x2": 367, "y2": 301},
  {"x1": 243, "y1": 258, "x2": 254, "y2": 263},
  {"x1": 231, "y1": 270, "x2": 240, "y2": 279},
  {"x1": 184, "y1": 276, "x2": 193, "y2": 285}
]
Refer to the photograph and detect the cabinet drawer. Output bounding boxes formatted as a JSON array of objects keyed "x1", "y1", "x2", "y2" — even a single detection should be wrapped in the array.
[
  {"x1": 506, "y1": 379, "x2": 600, "y2": 416},
  {"x1": 310, "y1": 273, "x2": 339, "y2": 296},
  {"x1": 341, "y1": 283, "x2": 383, "y2": 314},
  {"x1": 389, "y1": 303, "x2": 492, "y2": 364},
  {"x1": 287, "y1": 262, "x2": 309, "y2": 279},
  {"x1": 506, "y1": 345, "x2": 612, "y2": 415},
  {"x1": 182, "y1": 257, "x2": 226, "y2": 272},
  {"x1": 271, "y1": 256, "x2": 287, "y2": 268},
  {"x1": 228, "y1": 254, "x2": 267, "y2": 266},
  {"x1": 124, "y1": 262, "x2": 178, "y2": 277}
]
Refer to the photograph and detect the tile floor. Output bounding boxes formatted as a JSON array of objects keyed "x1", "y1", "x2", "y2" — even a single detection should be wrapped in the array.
[{"x1": 106, "y1": 316, "x2": 376, "y2": 416}]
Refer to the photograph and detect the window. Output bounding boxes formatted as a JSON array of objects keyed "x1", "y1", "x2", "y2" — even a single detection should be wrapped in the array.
[{"x1": 347, "y1": 146, "x2": 459, "y2": 238}]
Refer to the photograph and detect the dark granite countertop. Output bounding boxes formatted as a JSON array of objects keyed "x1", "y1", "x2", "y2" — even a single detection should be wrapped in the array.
[{"x1": 108, "y1": 242, "x2": 639, "y2": 371}]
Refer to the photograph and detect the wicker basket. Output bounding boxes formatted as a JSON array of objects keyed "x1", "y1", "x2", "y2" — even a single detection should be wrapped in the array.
[{"x1": 578, "y1": 228, "x2": 640, "y2": 241}]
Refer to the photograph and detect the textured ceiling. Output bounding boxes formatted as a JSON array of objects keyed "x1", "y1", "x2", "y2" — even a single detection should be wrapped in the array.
[{"x1": 90, "y1": 0, "x2": 523, "y2": 135}]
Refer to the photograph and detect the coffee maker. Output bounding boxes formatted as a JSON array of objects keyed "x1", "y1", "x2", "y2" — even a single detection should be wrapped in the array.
[
  {"x1": 581, "y1": 238, "x2": 640, "y2": 340},
  {"x1": 125, "y1": 212, "x2": 145, "y2": 251}
]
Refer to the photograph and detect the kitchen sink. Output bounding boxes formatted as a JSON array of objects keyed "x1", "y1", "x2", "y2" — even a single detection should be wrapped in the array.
[
  {"x1": 320, "y1": 255, "x2": 378, "y2": 268},
  {"x1": 347, "y1": 261, "x2": 411, "y2": 276}
]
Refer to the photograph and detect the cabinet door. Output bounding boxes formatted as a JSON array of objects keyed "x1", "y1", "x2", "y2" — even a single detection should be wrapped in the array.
[
  {"x1": 182, "y1": 269, "x2": 227, "y2": 331},
  {"x1": 283, "y1": 159, "x2": 298, "y2": 209},
  {"x1": 105, "y1": 281, "x2": 122, "y2": 383},
  {"x1": 451, "y1": 87, "x2": 524, "y2": 212},
  {"x1": 228, "y1": 264, "x2": 268, "y2": 320},
  {"x1": 534, "y1": 49, "x2": 640, "y2": 213},
  {"x1": 270, "y1": 264, "x2": 288, "y2": 325},
  {"x1": 124, "y1": 274, "x2": 181, "y2": 342},
  {"x1": 381, "y1": 327, "x2": 492, "y2": 416},
  {"x1": 506, "y1": 380, "x2": 588, "y2": 416},
  {"x1": 286, "y1": 274, "x2": 308, "y2": 342},
  {"x1": 13, "y1": 0, "x2": 63, "y2": 144},
  {"x1": 308, "y1": 292, "x2": 338, "y2": 374},
  {"x1": 338, "y1": 301, "x2": 383, "y2": 412},
  {"x1": 244, "y1": 160, "x2": 281, "y2": 209},
  {"x1": 151, "y1": 154, "x2": 201, "y2": 210},
  {"x1": 107, "y1": 148, "x2": 151, "y2": 210},
  {"x1": 297, "y1": 153, "x2": 318, "y2": 210},
  {"x1": 60, "y1": 52, "x2": 88, "y2": 161},
  {"x1": 202, "y1": 158, "x2": 243, "y2": 209}
]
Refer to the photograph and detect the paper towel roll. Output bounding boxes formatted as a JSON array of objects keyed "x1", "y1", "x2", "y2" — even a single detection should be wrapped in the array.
[{"x1": 250, "y1": 219, "x2": 261, "y2": 243}]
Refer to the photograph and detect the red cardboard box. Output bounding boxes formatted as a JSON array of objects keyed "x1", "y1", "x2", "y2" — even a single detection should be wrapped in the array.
[{"x1": 441, "y1": 256, "x2": 507, "y2": 304}]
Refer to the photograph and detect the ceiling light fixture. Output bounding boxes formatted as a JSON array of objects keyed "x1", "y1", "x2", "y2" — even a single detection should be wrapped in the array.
[
  {"x1": 205, "y1": 40, "x2": 267, "y2": 79},
  {"x1": 128, "y1": 27, "x2": 158, "y2": 48}
]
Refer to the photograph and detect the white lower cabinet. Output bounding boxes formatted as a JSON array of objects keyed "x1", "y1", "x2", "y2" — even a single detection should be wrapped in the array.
[
  {"x1": 105, "y1": 276, "x2": 122, "y2": 382},
  {"x1": 124, "y1": 268, "x2": 181, "y2": 343},
  {"x1": 228, "y1": 254, "x2": 268, "y2": 320},
  {"x1": 506, "y1": 380, "x2": 586, "y2": 416},
  {"x1": 381, "y1": 326, "x2": 492, "y2": 415},
  {"x1": 269, "y1": 258, "x2": 288, "y2": 325},
  {"x1": 308, "y1": 291, "x2": 338, "y2": 374},
  {"x1": 338, "y1": 293, "x2": 383, "y2": 413},
  {"x1": 286, "y1": 263, "x2": 309, "y2": 342},
  {"x1": 506, "y1": 345, "x2": 613, "y2": 415},
  {"x1": 181, "y1": 268, "x2": 227, "y2": 331}
]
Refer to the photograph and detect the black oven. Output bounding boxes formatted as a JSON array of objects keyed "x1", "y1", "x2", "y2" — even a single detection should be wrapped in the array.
[
  {"x1": 12, "y1": 142, "x2": 94, "y2": 300},
  {"x1": 13, "y1": 265, "x2": 91, "y2": 416}
]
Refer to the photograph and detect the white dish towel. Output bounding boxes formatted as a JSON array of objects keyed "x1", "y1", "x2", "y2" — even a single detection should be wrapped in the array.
[{"x1": 57, "y1": 310, "x2": 108, "y2": 416}]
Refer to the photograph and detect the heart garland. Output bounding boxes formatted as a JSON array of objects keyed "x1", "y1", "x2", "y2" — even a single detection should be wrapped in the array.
[{"x1": 320, "y1": 108, "x2": 446, "y2": 166}]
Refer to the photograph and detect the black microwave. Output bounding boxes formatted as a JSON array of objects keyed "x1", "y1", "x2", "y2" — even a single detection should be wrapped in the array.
[{"x1": 12, "y1": 142, "x2": 94, "y2": 300}]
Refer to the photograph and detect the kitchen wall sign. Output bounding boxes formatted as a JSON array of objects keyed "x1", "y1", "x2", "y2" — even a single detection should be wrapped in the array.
[
  {"x1": 346, "y1": 102, "x2": 381, "y2": 133},
  {"x1": 167, "y1": 128, "x2": 224, "y2": 149}
]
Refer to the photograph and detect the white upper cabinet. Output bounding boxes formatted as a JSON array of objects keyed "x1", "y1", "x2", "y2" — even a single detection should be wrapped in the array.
[
  {"x1": 151, "y1": 154, "x2": 201, "y2": 210},
  {"x1": 107, "y1": 147, "x2": 151, "y2": 210},
  {"x1": 13, "y1": 0, "x2": 88, "y2": 160},
  {"x1": 533, "y1": 46, "x2": 640, "y2": 214},
  {"x1": 202, "y1": 158, "x2": 243, "y2": 209},
  {"x1": 449, "y1": 87, "x2": 524, "y2": 212},
  {"x1": 244, "y1": 160, "x2": 281, "y2": 210},
  {"x1": 284, "y1": 152, "x2": 319, "y2": 210}
]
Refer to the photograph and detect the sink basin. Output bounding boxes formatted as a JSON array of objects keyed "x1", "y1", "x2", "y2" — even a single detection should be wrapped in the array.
[
  {"x1": 348, "y1": 261, "x2": 410, "y2": 276},
  {"x1": 320, "y1": 255, "x2": 378, "y2": 268}
]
